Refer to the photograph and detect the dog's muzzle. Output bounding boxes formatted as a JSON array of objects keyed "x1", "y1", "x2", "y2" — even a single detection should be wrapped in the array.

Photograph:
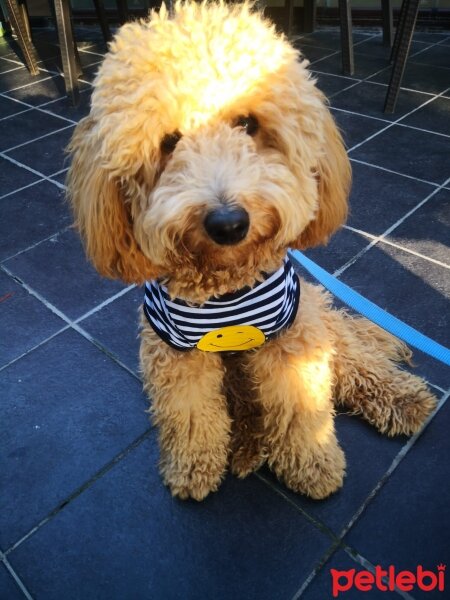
[{"x1": 203, "y1": 206, "x2": 249, "y2": 245}]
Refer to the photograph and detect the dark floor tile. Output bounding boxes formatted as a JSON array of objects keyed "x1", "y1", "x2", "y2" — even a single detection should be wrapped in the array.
[
  {"x1": 0, "y1": 564, "x2": 26, "y2": 600},
  {"x1": 300, "y1": 228, "x2": 369, "y2": 275},
  {"x1": 81, "y1": 286, "x2": 142, "y2": 374},
  {"x1": 385, "y1": 188, "x2": 450, "y2": 265},
  {"x1": 347, "y1": 161, "x2": 435, "y2": 236},
  {"x1": 331, "y1": 81, "x2": 430, "y2": 121},
  {"x1": 0, "y1": 94, "x2": 28, "y2": 118},
  {"x1": 413, "y1": 32, "x2": 450, "y2": 44},
  {"x1": 0, "y1": 156, "x2": 40, "y2": 197},
  {"x1": 0, "y1": 108, "x2": 70, "y2": 153},
  {"x1": 332, "y1": 109, "x2": 387, "y2": 149},
  {"x1": 302, "y1": 549, "x2": 402, "y2": 599},
  {"x1": 350, "y1": 125, "x2": 450, "y2": 185},
  {"x1": 0, "y1": 68, "x2": 51, "y2": 94},
  {"x1": 8, "y1": 436, "x2": 333, "y2": 600},
  {"x1": 355, "y1": 36, "x2": 428, "y2": 60},
  {"x1": 312, "y1": 52, "x2": 390, "y2": 80},
  {"x1": 0, "y1": 269, "x2": 64, "y2": 368},
  {"x1": 310, "y1": 71, "x2": 356, "y2": 98},
  {"x1": 261, "y1": 411, "x2": 406, "y2": 535},
  {"x1": 4, "y1": 75, "x2": 89, "y2": 107},
  {"x1": 344, "y1": 398, "x2": 450, "y2": 599},
  {"x1": 5, "y1": 126, "x2": 75, "y2": 176},
  {"x1": 48, "y1": 169, "x2": 68, "y2": 185},
  {"x1": 295, "y1": 30, "x2": 370, "y2": 51},
  {"x1": 410, "y1": 44, "x2": 450, "y2": 70},
  {"x1": 0, "y1": 59, "x2": 22, "y2": 75},
  {"x1": 298, "y1": 44, "x2": 336, "y2": 65},
  {"x1": 0, "y1": 329, "x2": 149, "y2": 550},
  {"x1": 0, "y1": 181, "x2": 71, "y2": 262},
  {"x1": 3, "y1": 228, "x2": 125, "y2": 321},
  {"x1": 401, "y1": 95, "x2": 450, "y2": 137},
  {"x1": 369, "y1": 62, "x2": 450, "y2": 95},
  {"x1": 42, "y1": 89, "x2": 92, "y2": 122},
  {"x1": 340, "y1": 244, "x2": 450, "y2": 387}
]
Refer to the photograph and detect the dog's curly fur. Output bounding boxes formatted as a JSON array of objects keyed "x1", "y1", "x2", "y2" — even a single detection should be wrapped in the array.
[{"x1": 67, "y1": 1, "x2": 436, "y2": 501}]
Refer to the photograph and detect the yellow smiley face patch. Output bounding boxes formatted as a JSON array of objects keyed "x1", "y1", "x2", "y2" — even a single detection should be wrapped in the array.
[{"x1": 196, "y1": 325, "x2": 266, "y2": 352}]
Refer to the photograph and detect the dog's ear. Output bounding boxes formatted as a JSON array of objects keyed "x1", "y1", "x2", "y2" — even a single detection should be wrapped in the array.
[
  {"x1": 295, "y1": 108, "x2": 351, "y2": 249},
  {"x1": 67, "y1": 117, "x2": 158, "y2": 284}
]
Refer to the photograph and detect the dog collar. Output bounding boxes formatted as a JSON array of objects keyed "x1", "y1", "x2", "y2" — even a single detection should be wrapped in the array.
[{"x1": 143, "y1": 256, "x2": 300, "y2": 352}]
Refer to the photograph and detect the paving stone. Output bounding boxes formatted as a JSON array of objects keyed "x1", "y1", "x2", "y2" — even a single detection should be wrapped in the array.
[
  {"x1": 259, "y1": 411, "x2": 406, "y2": 535},
  {"x1": 350, "y1": 125, "x2": 450, "y2": 185},
  {"x1": 81, "y1": 286, "x2": 143, "y2": 375},
  {"x1": 0, "y1": 181, "x2": 71, "y2": 262},
  {"x1": 7, "y1": 436, "x2": 333, "y2": 600},
  {"x1": 302, "y1": 549, "x2": 402, "y2": 599},
  {"x1": 3, "y1": 228, "x2": 125, "y2": 321},
  {"x1": 0, "y1": 564, "x2": 26, "y2": 599},
  {"x1": 0, "y1": 269, "x2": 64, "y2": 369},
  {"x1": 0, "y1": 329, "x2": 149, "y2": 550},
  {"x1": 347, "y1": 161, "x2": 435, "y2": 236},
  {"x1": 344, "y1": 398, "x2": 450, "y2": 600},
  {"x1": 340, "y1": 244, "x2": 450, "y2": 388}
]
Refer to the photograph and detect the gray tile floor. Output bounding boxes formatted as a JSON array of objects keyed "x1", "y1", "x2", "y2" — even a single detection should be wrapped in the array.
[{"x1": 0, "y1": 23, "x2": 449, "y2": 600}]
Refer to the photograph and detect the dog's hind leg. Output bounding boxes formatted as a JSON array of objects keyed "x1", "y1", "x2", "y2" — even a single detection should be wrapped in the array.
[
  {"x1": 328, "y1": 309, "x2": 437, "y2": 436},
  {"x1": 140, "y1": 318, "x2": 231, "y2": 501}
]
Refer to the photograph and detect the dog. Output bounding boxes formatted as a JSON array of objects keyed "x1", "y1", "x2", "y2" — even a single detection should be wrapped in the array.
[{"x1": 67, "y1": 1, "x2": 436, "y2": 501}]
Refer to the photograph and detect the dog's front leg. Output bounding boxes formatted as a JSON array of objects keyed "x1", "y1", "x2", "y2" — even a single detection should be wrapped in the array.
[
  {"x1": 140, "y1": 322, "x2": 230, "y2": 501},
  {"x1": 247, "y1": 326, "x2": 345, "y2": 499}
]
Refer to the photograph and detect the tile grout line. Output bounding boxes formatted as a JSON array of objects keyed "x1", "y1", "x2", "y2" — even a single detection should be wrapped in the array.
[
  {"x1": 334, "y1": 176, "x2": 450, "y2": 277},
  {"x1": 0, "y1": 177, "x2": 46, "y2": 201},
  {"x1": 292, "y1": 388, "x2": 449, "y2": 599},
  {"x1": 290, "y1": 541, "x2": 342, "y2": 600},
  {"x1": 349, "y1": 157, "x2": 439, "y2": 186},
  {"x1": 337, "y1": 387, "x2": 450, "y2": 541},
  {"x1": 347, "y1": 85, "x2": 450, "y2": 153},
  {"x1": 2, "y1": 123, "x2": 74, "y2": 154},
  {"x1": 0, "y1": 152, "x2": 68, "y2": 191},
  {"x1": 255, "y1": 471, "x2": 340, "y2": 543},
  {"x1": 0, "y1": 225, "x2": 73, "y2": 265},
  {"x1": 0, "y1": 325, "x2": 70, "y2": 374},
  {"x1": 1, "y1": 556, "x2": 34, "y2": 600},
  {"x1": 4, "y1": 427, "x2": 153, "y2": 557},
  {"x1": 341, "y1": 547, "x2": 417, "y2": 600},
  {"x1": 0, "y1": 263, "x2": 141, "y2": 381},
  {"x1": 343, "y1": 225, "x2": 450, "y2": 270}
]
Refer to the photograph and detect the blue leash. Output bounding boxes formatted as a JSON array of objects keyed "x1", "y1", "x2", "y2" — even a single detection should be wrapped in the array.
[{"x1": 288, "y1": 249, "x2": 450, "y2": 367}]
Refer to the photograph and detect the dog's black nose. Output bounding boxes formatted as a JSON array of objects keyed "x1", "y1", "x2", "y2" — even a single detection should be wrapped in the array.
[{"x1": 203, "y1": 206, "x2": 250, "y2": 245}]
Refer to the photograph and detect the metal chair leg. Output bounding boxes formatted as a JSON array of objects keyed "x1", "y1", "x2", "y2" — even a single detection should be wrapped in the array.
[
  {"x1": 390, "y1": 0, "x2": 407, "y2": 63},
  {"x1": 285, "y1": 0, "x2": 294, "y2": 36},
  {"x1": 116, "y1": 0, "x2": 128, "y2": 25},
  {"x1": 381, "y1": 0, "x2": 393, "y2": 47},
  {"x1": 53, "y1": 0, "x2": 79, "y2": 105},
  {"x1": 384, "y1": 0, "x2": 420, "y2": 113},
  {"x1": 92, "y1": 0, "x2": 112, "y2": 43},
  {"x1": 303, "y1": 0, "x2": 316, "y2": 34},
  {"x1": 4, "y1": 0, "x2": 39, "y2": 75},
  {"x1": 339, "y1": 0, "x2": 354, "y2": 76}
]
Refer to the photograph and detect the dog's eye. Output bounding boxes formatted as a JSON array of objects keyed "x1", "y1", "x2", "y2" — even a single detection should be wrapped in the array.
[
  {"x1": 234, "y1": 115, "x2": 259, "y2": 136},
  {"x1": 160, "y1": 131, "x2": 182, "y2": 154}
]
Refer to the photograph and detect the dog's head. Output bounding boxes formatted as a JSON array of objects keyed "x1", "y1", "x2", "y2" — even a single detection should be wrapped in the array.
[{"x1": 67, "y1": 1, "x2": 350, "y2": 301}]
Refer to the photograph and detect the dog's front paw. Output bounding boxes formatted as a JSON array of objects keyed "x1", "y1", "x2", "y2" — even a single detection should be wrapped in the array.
[
  {"x1": 161, "y1": 450, "x2": 228, "y2": 501},
  {"x1": 272, "y1": 443, "x2": 346, "y2": 500}
]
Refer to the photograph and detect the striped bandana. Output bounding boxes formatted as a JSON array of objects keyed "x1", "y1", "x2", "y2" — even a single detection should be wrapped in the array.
[{"x1": 143, "y1": 256, "x2": 300, "y2": 352}]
